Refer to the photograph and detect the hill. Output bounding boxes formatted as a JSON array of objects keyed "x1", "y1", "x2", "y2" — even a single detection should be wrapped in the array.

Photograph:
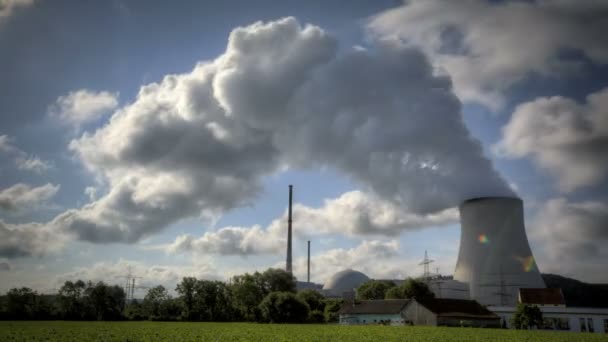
[{"x1": 542, "y1": 274, "x2": 608, "y2": 308}]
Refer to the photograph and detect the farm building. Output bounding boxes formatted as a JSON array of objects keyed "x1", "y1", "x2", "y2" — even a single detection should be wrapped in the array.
[
  {"x1": 403, "y1": 298, "x2": 501, "y2": 328},
  {"x1": 338, "y1": 299, "x2": 409, "y2": 325}
]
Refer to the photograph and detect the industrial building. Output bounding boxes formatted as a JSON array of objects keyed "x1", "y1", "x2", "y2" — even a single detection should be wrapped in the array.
[
  {"x1": 322, "y1": 269, "x2": 369, "y2": 298},
  {"x1": 285, "y1": 187, "x2": 608, "y2": 332}
]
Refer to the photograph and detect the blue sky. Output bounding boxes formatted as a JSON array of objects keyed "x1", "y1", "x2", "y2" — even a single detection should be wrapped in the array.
[{"x1": 1, "y1": 0, "x2": 607, "y2": 295}]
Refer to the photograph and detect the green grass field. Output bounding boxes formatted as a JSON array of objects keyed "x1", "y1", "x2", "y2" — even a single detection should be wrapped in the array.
[{"x1": 1, "y1": 321, "x2": 606, "y2": 341}]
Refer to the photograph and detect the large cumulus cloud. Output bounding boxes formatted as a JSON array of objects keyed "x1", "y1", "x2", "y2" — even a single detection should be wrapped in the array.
[
  {"x1": 3, "y1": 17, "x2": 511, "y2": 256},
  {"x1": 368, "y1": 0, "x2": 608, "y2": 109},
  {"x1": 495, "y1": 87, "x2": 608, "y2": 192}
]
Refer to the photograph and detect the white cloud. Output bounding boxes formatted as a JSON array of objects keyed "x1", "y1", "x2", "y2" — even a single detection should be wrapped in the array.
[
  {"x1": 0, "y1": 134, "x2": 16, "y2": 153},
  {"x1": 495, "y1": 87, "x2": 608, "y2": 192},
  {"x1": 61, "y1": 17, "x2": 509, "y2": 245},
  {"x1": 51, "y1": 89, "x2": 118, "y2": 127},
  {"x1": 53, "y1": 259, "x2": 220, "y2": 295},
  {"x1": 0, "y1": 135, "x2": 52, "y2": 173},
  {"x1": 368, "y1": 0, "x2": 608, "y2": 109},
  {"x1": 0, "y1": 0, "x2": 33, "y2": 19},
  {"x1": 530, "y1": 198, "x2": 608, "y2": 283},
  {"x1": 290, "y1": 240, "x2": 402, "y2": 284},
  {"x1": 167, "y1": 225, "x2": 283, "y2": 256},
  {"x1": 166, "y1": 191, "x2": 457, "y2": 256},
  {"x1": 292, "y1": 191, "x2": 458, "y2": 237},
  {"x1": 15, "y1": 155, "x2": 51, "y2": 173},
  {"x1": 0, "y1": 183, "x2": 59, "y2": 211}
]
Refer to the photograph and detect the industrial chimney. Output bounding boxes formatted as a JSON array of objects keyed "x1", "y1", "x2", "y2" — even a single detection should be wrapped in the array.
[
  {"x1": 307, "y1": 240, "x2": 311, "y2": 283},
  {"x1": 286, "y1": 185, "x2": 293, "y2": 274},
  {"x1": 454, "y1": 197, "x2": 545, "y2": 306}
]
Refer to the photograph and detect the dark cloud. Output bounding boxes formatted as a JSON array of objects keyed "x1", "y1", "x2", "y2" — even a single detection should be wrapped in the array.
[
  {"x1": 531, "y1": 198, "x2": 608, "y2": 282},
  {"x1": 0, "y1": 261, "x2": 10, "y2": 271},
  {"x1": 369, "y1": 0, "x2": 608, "y2": 109},
  {"x1": 0, "y1": 220, "x2": 64, "y2": 258}
]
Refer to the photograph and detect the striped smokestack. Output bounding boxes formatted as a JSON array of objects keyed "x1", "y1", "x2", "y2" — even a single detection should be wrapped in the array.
[{"x1": 286, "y1": 185, "x2": 293, "y2": 274}]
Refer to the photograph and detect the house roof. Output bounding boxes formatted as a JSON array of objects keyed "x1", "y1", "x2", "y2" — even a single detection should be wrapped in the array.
[
  {"x1": 414, "y1": 298, "x2": 499, "y2": 320},
  {"x1": 339, "y1": 299, "x2": 409, "y2": 315},
  {"x1": 519, "y1": 288, "x2": 566, "y2": 305}
]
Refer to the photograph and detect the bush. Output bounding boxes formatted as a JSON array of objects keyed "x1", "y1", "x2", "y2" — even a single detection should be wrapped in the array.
[{"x1": 258, "y1": 292, "x2": 310, "y2": 323}]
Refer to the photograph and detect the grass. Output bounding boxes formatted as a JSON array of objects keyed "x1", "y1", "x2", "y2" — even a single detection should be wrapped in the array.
[{"x1": 0, "y1": 321, "x2": 606, "y2": 341}]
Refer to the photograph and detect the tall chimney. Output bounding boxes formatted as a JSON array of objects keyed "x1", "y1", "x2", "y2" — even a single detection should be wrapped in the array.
[
  {"x1": 307, "y1": 240, "x2": 311, "y2": 283},
  {"x1": 286, "y1": 185, "x2": 293, "y2": 274}
]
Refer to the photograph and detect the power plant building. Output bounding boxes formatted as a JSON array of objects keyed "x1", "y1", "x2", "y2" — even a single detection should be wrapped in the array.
[{"x1": 322, "y1": 269, "x2": 370, "y2": 298}]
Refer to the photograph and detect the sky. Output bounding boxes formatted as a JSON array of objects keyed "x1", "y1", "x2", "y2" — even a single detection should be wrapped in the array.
[{"x1": 1, "y1": 0, "x2": 607, "y2": 295}]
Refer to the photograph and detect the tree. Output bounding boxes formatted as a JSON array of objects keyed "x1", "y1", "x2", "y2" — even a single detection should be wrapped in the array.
[
  {"x1": 229, "y1": 273, "x2": 265, "y2": 321},
  {"x1": 297, "y1": 289, "x2": 325, "y2": 312},
  {"x1": 260, "y1": 269, "x2": 297, "y2": 294},
  {"x1": 58, "y1": 280, "x2": 86, "y2": 319},
  {"x1": 511, "y1": 304, "x2": 543, "y2": 329},
  {"x1": 124, "y1": 301, "x2": 147, "y2": 320},
  {"x1": 6, "y1": 287, "x2": 39, "y2": 319},
  {"x1": 84, "y1": 281, "x2": 126, "y2": 320},
  {"x1": 176, "y1": 277, "x2": 197, "y2": 320},
  {"x1": 258, "y1": 292, "x2": 309, "y2": 323},
  {"x1": 192, "y1": 280, "x2": 233, "y2": 321},
  {"x1": 323, "y1": 298, "x2": 344, "y2": 323},
  {"x1": 357, "y1": 280, "x2": 396, "y2": 300},
  {"x1": 297, "y1": 289, "x2": 326, "y2": 323},
  {"x1": 385, "y1": 278, "x2": 435, "y2": 300},
  {"x1": 143, "y1": 285, "x2": 171, "y2": 320}
]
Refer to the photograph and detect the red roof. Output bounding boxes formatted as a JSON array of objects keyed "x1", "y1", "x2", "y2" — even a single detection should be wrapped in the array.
[{"x1": 519, "y1": 288, "x2": 565, "y2": 305}]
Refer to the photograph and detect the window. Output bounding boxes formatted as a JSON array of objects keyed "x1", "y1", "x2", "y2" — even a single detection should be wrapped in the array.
[
  {"x1": 604, "y1": 319, "x2": 608, "y2": 333},
  {"x1": 556, "y1": 318, "x2": 569, "y2": 331},
  {"x1": 588, "y1": 318, "x2": 594, "y2": 333},
  {"x1": 580, "y1": 318, "x2": 587, "y2": 332}
]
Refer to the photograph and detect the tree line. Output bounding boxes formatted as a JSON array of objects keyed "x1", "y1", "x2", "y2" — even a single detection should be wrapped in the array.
[
  {"x1": 0, "y1": 268, "x2": 343, "y2": 323},
  {"x1": 0, "y1": 269, "x2": 436, "y2": 323},
  {"x1": 355, "y1": 278, "x2": 435, "y2": 301}
]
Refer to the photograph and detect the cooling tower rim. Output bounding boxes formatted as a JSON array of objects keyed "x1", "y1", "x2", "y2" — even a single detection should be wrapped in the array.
[{"x1": 460, "y1": 196, "x2": 522, "y2": 205}]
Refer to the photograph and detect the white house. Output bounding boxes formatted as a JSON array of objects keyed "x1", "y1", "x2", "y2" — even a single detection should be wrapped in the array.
[{"x1": 338, "y1": 299, "x2": 409, "y2": 325}]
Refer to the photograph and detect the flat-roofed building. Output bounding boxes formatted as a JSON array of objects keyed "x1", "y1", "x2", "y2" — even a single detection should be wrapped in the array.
[{"x1": 339, "y1": 299, "x2": 409, "y2": 325}]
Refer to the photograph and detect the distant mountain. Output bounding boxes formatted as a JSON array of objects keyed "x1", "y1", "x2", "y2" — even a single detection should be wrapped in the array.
[{"x1": 542, "y1": 274, "x2": 608, "y2": 308}]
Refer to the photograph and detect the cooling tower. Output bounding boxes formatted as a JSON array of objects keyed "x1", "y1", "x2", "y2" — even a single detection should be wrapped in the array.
[{"x1": 454, "y1": 197, "x2": 545, "y2": 306}]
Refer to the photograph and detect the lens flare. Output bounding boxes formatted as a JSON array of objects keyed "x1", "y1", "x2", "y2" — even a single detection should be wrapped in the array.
[
  {"x1": 478, "y1": 234, "x2": 489, "y2": 244},
  {"x1": 515, "y1": 255, "x2": 536, "y2": 272}
]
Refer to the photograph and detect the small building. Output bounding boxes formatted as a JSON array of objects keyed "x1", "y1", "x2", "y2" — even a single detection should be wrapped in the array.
[
  {"x1": 518, "y1": 288, "x2": 566, "y2": 307},
  {"x1": 403, "y1": 298, "x2": 501, "y2": 328},
  {"x1": 339, "y1": 299, "x2": 409, "y2": 325}
]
